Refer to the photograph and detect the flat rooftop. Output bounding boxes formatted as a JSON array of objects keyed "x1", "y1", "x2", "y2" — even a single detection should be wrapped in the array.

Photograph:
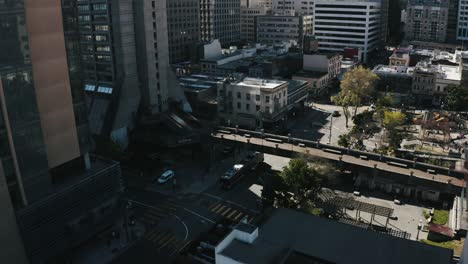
[
  {"x1": 373, "y1": 65, "x2": 413, "y2": 75},
  {"x1": 438, "y1": 65, "x2": 462, "y2": 81},
  {"x1": 235, "y1": 77, "x2": 287, "y2": 89},
  {"x1": 294, "y1": 70, "x2": 328, "y2": 79},
  {"x1": 219, "y1": 208, "x2": 453, "y2": 264}
]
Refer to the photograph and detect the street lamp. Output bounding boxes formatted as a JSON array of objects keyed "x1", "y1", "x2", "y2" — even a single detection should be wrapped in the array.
[
  {"x1": 261, "y1": 129, "x2": 265, "y2": 150},
  {"x1": 416, "y1": 219, "x2": 423, "y2": 240},
  {"x1": 329, "y1": 115, "x2": 333, "y2": 144}
]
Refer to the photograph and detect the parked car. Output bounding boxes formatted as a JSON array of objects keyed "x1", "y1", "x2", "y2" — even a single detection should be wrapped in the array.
[
  {"x1": 332, "y1": 110, "x2": 340, "y2": 117},
  {"x1": 157, "y1": 170, "x2": 174, "y2": 184}
]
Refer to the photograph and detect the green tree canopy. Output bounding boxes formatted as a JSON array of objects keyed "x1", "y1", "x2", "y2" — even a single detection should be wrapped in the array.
[
  {"x1": 445, "y1": 85, "x2": 468, "y2": 111},
  {"x1": 382, "y1": 110, "x2": 406, "y2": 130}
]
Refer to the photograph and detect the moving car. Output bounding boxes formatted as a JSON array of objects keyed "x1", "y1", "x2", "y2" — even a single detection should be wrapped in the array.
[{"x1": 158, "y1": 170, "x2": 174, "y2": 184}]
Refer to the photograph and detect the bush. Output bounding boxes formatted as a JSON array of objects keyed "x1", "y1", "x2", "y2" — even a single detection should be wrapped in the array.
[
  {"x1": 433, "y1": 210, "x2": 449, "y2": 225},
  {"x1": 420, "y1": 239, "x2": 456, "y2": 250}
]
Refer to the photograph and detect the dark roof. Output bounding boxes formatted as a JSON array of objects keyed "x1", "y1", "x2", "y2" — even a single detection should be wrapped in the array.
[
  {"x1": 294, "y1": 70, "x2": 328, "y2": 79},
  {"x1": 220, "y1": 208, "x2": 453, "y2": 264}
]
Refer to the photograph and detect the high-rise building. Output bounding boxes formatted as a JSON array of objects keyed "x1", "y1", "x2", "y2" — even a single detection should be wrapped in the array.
[
  {"x1": 241, "y1": 5, "x2": 271, "y2": 43},
  {"x1": 167, "y1": 0, "x2": 200, "y2": 64},
  {"x1": 313, "y1": 0, "x2": 384, "y2": 62},
  {"x1": 445, "y1": 0, "x2": 458, "y2": 43},
  {"x1": 457, "y1": 0, "x2": 468, "y2": 41},
  {"x1": 242, "y1": 0, "x2": 272, "y2": 7},
  {"x1": 76, "y1": 0, "x2": 141, "y2": 146},
  {"x1": 134, "y1": 0, "x2": 171, "y2": 113},
  {"x1": 272, "y1": 0, "x2": 314, "y2": 15},
  {"x1": 0, "y1": 0, "x2": 122, "y2": 262},
  {"x1": 200, "y1": 0, "x2": 241, "y2": 45},
  {"x1": 405, "y1": 0, "x2": 449, "y2": 43},
  {"x1": 256, "y1": 14, "x2": 313, "y2": 46}
]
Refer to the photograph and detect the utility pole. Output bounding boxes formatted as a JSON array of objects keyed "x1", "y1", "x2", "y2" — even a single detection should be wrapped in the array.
[{"x1": 329, "y1": 115, "x2": 333, "y2": 144}]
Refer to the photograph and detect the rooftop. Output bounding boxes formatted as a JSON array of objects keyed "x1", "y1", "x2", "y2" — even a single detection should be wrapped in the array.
[
  {"x1": 235, "y1": 77, "x2": 287, "y2": 89},
  {"x1": 372, "y1": 65, "x2": 413, "y2": 75},
  {"x1": 218, "y1": 208, "x2": 453, "y2": 264},
  {"x1": 294, "y1": 70, "x2": 328, "y2": 79}
]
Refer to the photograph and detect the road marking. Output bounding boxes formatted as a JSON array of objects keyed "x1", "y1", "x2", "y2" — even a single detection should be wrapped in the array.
[
  {"x1": 220, "y1": 207, "x2": 232, "y2": 217},
  {"x1": 183, "y1": 208, "x2": 216, "y2": 224},
  {"x1": 214, "y1": 205, "x2": 226, "y2": 214},
  {"x1": 158, "y1": 233, "x2": 174, "y2": 245},
  {"x1": 233, "y1": 212, "x2": 244, "y2": 221},
  {"x1": 170, "y1": 240, "x2": 192, "y2": 256},
  {"x1": 201, "y1": 193, "x2": 260, "y2": 214},
  {"x1": 173, "y1": 214, "x2": 189, "y2": 241},
  {"x1": 160, "y1": 236, "x2": 178, "y2": 249},
  {"x1": 209, "y1": 203, "x2": 221, "y2": 211},
  {"x1": 155, "y1": 232, "x2": 172, "y2": 244},
  {"x1": 227, "y1": 210, "x2": 237, "y2": 219},
  {"x1": 145, "y1": 229, "x2": 158, "y2": 239},
  {"x1": 150, "y1": 231, "x2": 167, "y2": 242}
]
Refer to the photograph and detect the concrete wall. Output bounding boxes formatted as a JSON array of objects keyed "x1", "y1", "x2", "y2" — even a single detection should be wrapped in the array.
[
  {"x1": 0, "y1": 161, "x2": 29, "y2": 264},
  {"x1": 25, "y1": 0, "x2": 81, "y2": 168}
]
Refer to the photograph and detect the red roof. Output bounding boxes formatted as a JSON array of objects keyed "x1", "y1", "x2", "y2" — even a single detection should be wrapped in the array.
[{"x1": 428, "y1": 223, "x2": 454, "y2": 238}]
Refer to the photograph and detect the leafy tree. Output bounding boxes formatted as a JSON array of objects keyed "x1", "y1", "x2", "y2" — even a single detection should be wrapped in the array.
[
  {"x1": 334, "y1": 66, "x2": 379, "y2": 117},
  {"x1": 445, "y1": 85, "x2": 468, "y2": 111},
  {"x1": 382, "y1": 110, "x2": 406, "y2": 130},
  {"x1": 388, "y1": 130, "x2": 403, "y2": 149},
  {"x1": 331, "y1": 91, "x2": 352, "y2": 127},
  {"x1": 276, "y1": 158, "x2": 325, "y2": 208},
  {"x1": 338, "y1": 134, "x2": 351, "y2": 148}
]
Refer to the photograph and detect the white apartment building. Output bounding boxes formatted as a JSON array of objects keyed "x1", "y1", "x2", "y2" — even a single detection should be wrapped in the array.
[
  {"x1": 272, "y1": 0, "x2": 314, "y2": 15},
  {"x1": 241, "y1": 6, "x2": 271, "y2": 43},
  {"x1": 217, "y1": 77, "x2": 288, "y2": 127},
  {"x1": 313, "y1": 0, "x2": 383, "y2": 62},
  {"x1": 256, "y1": 14, "x2": 313, "y2": 46},
  {"x1": 457, "y1": 0, "x2": 468, "y2": 40}
]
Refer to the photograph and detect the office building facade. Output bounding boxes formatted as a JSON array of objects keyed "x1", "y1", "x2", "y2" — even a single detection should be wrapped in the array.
[
  {"x1": 167, "y1": 0, "x2": 200, "y2": 64},
  {"x1": 0, "y1": 0, "x2": 122, "y2": 262},
  {"x1": 256, "y1": 14, "x2": 313, "y2": 46},
  {"x1": 241, "y1": 5, "x2": 271, "y2": 43},
  {"x1": 457, "y1": 0, "x2": 468, "y2": 40},
  {"x1": 313, "y1": 0, "x2": 384, "y2": 62},
  {"x1": 405, "y1": 0, "x2": 449, "y2": 43},
  {"x1": 272, "y1": 0, "x2": 314, "y2": 15},
  {"x1": 200, "y1": 0, "x2": 241, "y2": 45}
]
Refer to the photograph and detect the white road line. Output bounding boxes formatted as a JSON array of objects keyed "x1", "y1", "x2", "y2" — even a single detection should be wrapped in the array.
[
  {"x1": 173, "y1": 214, "x2": 189, "y2": 241},
  {"x1": 183, "y1": 207, "x2": 216, "y2": 224}
]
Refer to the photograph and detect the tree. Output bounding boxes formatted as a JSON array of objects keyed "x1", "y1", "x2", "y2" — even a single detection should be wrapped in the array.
[
  {"x1": 382, "y1": 110, "x2": 406, "y2": 150},
  {"x1": 334, "y1": 66, "x2": 379, "y2": 117},
  {"x1": 338, "y1": 134, "x2": 351, "y2": 148},
  {"x1": 331, "y1": 91, "x2": 352, "y2": 127},
  {"x1": 382, "y1": 110, "x2": 406, "y2": 130},
  {"x1": 277, "y1": 158, "x2": 325, "y2": 208},
  {"x1": 445, "y1": 85, "x2": 468, "y2": 111}
]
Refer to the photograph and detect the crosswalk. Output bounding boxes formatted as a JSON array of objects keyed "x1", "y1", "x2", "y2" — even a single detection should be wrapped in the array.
[
  {"x1": 136, "y1": 198, "x2": 181, "y2": 226},
  {"x1": 144, "y1": 228, "x2": 191, "y2": 253},
  {"x1": 207, "y1": 201, "x2": 254, "y2": 223}
]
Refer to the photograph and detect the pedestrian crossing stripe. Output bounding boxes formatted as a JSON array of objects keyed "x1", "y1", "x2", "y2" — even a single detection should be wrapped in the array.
[
  {"x1": 150, "y1": 231, "x2": 169, "y2": 243},
  {"x1": 144, "y1": 229, "x2": 159, "y2": 239},
  {"x1": 233, "y1": 212, "x2": 244, "y2": 221},
  {"x1": 147, "y1": 209, "x2": 166, "y2": 217},
  {"x1": 157, "y1": 203, "x2": 179, "y2": 211},
  {"x1": 159, "y1": 236, "x2": 177, "y2": 249},
  {"x1": 143, "y1": 213, "x2": 160, "y2": 221},
  {"x1": 226, "y1": 210, "x2": 237, "y2": 219},
  {"x1": 209, "y1": 203, "x2": 222, "y2": 211},
  {"x1": 154, "y1": 232, "x2": 173, "y2": 245},
  {"x1": 220, "y1": 207, "x2": 232, "y2": 217},
  {"x1": 214, "y1": 205, "x2": 226, "y2": 214},
  {"x1": 173, "y1": 239, "x2": 189, "y2": 250}
]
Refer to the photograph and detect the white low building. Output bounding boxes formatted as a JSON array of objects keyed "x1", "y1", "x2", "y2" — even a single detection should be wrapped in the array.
[{"x1": 217, "y1": 77, "x2": 288, "y2": 128}]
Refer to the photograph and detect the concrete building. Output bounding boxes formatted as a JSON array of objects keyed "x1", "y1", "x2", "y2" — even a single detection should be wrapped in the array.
[
  {"x1": 242, "y1": 0, "x2": 272, "y2": 8},
  {"x1": 134, "y1": 0, "x2": 171, "y2": 113},
  {"x1": 217, "y1": 77, "x2": 289, "y2": 128},
  {"x1": 303, "y1": 53, "x2": 342, "y2": 80},
  {"x1": 457, "y1": 0, "x2": 468, "y2": 41},
  {"x1": 389, "y1": 49, "x2": 411, "y2": 66},
  {"x1": 200, "y1": 0, "x2": 241, "y2": 45},
  {"x1": 412, "y1": 62, "x2": 462, "y2": 105},
  {"x1": 256, "y1": 14, "x2": 313, "y2": 47},
  {"x1": 167, "y1": 0, "x2": 200, "y2": 64},
  {"x1": 77, "y1": 0, "x2": 141, "y2": 146},
  {"x1": 0, "y1": 0, "x2": 122, "y2": 262},
  {"x1": 405, "y1": 0, "x2": 449, "y2": 43},
  {"x1": 215, "y1": 208, "x2": 453, "y2": 264},
  {"x1": 293, "y1": 71, "x2": 329, "y2": 96},
  {"x1": 241, "y1": 5, "x2": 271, "y2": 43},
  {"x1": 313, "y1": 0, "x2": 384, "y2": 62},
  {"x1": 372, "y1": 64, "x2": 414, "y2": 96},
  {"x1": 272, "y1": 0, "x2": 314, "y2": 15}
]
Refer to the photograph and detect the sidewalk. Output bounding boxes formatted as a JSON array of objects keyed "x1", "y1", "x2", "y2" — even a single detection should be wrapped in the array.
[{"x1": 72, "y1": 217, "x2": 145, "y2": 264}]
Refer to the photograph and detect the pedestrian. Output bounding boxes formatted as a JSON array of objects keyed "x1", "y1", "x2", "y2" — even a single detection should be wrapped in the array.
[{"x1": 172, "y1": 177, "x2": 177, "y2": 192}]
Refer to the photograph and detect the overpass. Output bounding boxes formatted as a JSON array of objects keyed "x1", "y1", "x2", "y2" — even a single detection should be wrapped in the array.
[{"x1": 213, "y1": 127, "x2": 465, "y2": 197}]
